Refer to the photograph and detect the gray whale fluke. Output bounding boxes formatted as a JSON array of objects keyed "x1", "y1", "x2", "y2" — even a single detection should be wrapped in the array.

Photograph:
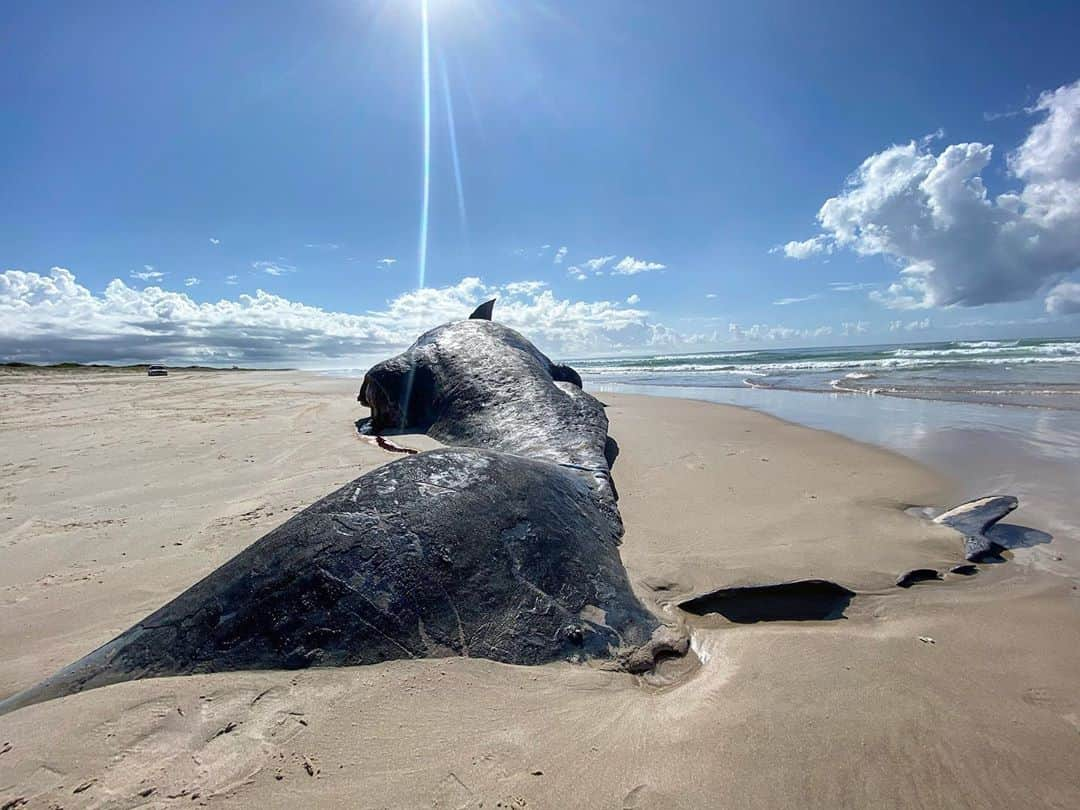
[
  {"x1": 469, "y1": 298, "x2": 496, "y2": 320},
  {"x1": 1, "y1": 317, "x2": 686, "y2": 716},
  {"x1": 934, "y1": 495, "x2": 1019, "y2": 561}
]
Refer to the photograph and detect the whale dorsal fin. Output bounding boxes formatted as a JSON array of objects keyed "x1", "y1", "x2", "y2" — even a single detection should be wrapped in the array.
[{"x1": 469, "y1": 299, "x2": 496, "y2": 320}]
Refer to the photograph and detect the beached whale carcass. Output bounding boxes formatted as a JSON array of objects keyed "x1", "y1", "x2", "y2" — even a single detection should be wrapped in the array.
[{"x1": 0, "y1": 303, "x2": 685, "y2": 716}]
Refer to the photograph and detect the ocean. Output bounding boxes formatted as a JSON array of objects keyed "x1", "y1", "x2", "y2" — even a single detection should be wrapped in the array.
[{"x1": 573, "y1": 336, "x2": 1080, "y2": 410}]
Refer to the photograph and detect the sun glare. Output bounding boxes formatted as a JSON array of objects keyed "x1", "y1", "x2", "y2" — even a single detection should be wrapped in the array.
[{"x1": 418, "y1": 0, "x2": 431, "y2": 290}]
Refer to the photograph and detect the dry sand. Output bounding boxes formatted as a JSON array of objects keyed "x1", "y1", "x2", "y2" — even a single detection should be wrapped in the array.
[{"x1": 1, "y1": 370, "x2": 1077, "y2": 809}]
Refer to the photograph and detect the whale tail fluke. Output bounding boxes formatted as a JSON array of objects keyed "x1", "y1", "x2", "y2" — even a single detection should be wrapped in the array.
[{"x1": 934, "y1": 494, "x2": 1019, "y2": 561}]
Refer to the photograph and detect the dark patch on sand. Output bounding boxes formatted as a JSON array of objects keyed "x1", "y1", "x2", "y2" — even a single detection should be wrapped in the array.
[
  {"x1": 678, "y1": 579, "x2": 855, "y2": 623},
  {"x1": 895, "y1": 568, "x2": 943, "y2": 588}
]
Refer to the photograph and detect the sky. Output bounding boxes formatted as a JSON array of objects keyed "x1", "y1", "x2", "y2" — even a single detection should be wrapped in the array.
[{"x1": 3, "y1": 0, "x2": 1080, "y2": 366}]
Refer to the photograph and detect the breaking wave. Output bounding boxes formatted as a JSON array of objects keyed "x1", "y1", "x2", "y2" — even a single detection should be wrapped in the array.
[{"x1": 575, "y1": 337, "x2": 1080, "y2": 410}]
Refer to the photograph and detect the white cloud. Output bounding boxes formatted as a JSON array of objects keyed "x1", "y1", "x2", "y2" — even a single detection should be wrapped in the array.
[
  {"x1": 376, "y1": 258, "x2": 397, "y2": 268},
  {"x1": 920, "y1": 128, "x2": 945, "y2": 147},
  {"x1": 784, "y1": 78, "x2": 1080, "y2": 312},
  {"x1": 225, "y1": 275, "x2": 239, "y2": 286},
  {"x1": 776, "y1": 235, "x2": 833, "y2": 259},
  {"x1": 947, "y1": 315, "x2": 1050, "y2": 330},
  {"x1": 503, "y1": 280, "x2": 548, "y2": 296},
  {"x1": 727, "y1": 322, "x2": 835, "y2": 342},
  {"x1": 611, "y1": 256, "x2": 666, "y2": 275},
  {"x1": 984, "y1": 109, "x2": 1021, "y2": 122},
  {"x1": 0, "y1": 267, "x2": 695, "y2": 365},
  {"x1": 626, "y1": 294, "x2": 640, "y2": 304},
  {"x1": 582, "y1": 255, "x2": 616, "y2": 273},
  {"x1": 568, "y1": 267, "x2": 587, "y2": 281},
  {"x1": 772, "y1": 294, "x2": 819, "y2": 305},
  {"x1": 828, "y1": 281, "x2": 876, "y2": 292},
  {"x1": 209, "y1": 238, "x2": 221, "y2": 245},
  {"x1": 705, "y1": 293, "x2": 718, "y2": 299},
  {"x1": 841, "y1": 321, "x2": 870, "y2": 336},
  {"x1": 184, "y1": 277, "x2": 200, "y2": 287},
  {"x1": 1045, "y1": 280, "x2": 1080, "y2": 314},
  {"x1": 252, "y1": 261, "x2": 295, "y2": 277},
  {"x1": 888, "y1": 317, "x2": 932, "y2": 332},
  {"x1": 305, "y1": 243, "x2": 340, "y2": 250},
  {"x1": 130, "y1": 266, "x2": 165, "y2": 282},
  {"x1": 553, "y1": 246, "x2": 568, "y2": 265}
]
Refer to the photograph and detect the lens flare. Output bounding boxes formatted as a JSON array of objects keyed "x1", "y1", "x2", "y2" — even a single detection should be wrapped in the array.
[
  {"x1": 418, "y1": 0, "x2": 432, "y2": 289},
  {"x1": 438, "y1": 51, "x2": 468, "y2": 238}
]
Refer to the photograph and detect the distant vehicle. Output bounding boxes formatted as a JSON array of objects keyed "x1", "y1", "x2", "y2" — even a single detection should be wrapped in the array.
[{"x1": 147, "y1": 365, "x2": 168, "y2": 377}]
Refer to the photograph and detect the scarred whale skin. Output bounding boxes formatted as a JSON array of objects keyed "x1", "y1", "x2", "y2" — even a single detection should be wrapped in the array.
[
  {"x1": 0, "y1": 315, "x2": 685, "y2": 716},
  {"x1": 358, "y1": 320, "x2": 599, "y2": 491}
]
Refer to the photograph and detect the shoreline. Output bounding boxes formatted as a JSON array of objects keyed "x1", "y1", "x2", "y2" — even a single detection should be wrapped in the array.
[
  {"x1": 571, "y1": 335, "x2": 1080, "y2": 414},
  {"x1": 593, "y1": 380, "x2": 1079, "y2": 575},
  {"x1": 1, "y1": 371, "x2": 1077, "y2": 808}
]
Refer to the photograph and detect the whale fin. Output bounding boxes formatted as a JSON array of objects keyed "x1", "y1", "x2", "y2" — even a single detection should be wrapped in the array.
[
  {"x1": 934, "y1": 495, "x2": 1018, "y2": 561},
  {"x1": 469, "y1": 299, "x2": 496, "y2": 320}
]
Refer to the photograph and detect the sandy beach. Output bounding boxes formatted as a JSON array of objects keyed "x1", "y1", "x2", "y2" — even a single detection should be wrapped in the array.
[{"x1": 1, "y1": 369, "x2": 1078, "y2": 809}]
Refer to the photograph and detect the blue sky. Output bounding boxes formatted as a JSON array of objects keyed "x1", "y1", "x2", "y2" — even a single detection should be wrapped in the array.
[{"x1": 3, "y1": 1, "x2": 1080, "y2": 365}]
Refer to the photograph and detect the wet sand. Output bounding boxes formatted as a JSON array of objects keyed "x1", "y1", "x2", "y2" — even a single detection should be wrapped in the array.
[
  {"x1": 592, "y1": 381, "x2": 1080, "y2": 570},
  {"x1": 1, "y1": 371, "x2": 1077, "y2": 808}
]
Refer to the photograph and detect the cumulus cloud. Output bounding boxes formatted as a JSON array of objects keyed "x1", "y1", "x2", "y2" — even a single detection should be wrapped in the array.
[
  {"x1": 184, "y1": 277, "x2": 200, "y2": 287},
  {"x1": 773, "y1": 294, "x2": 819, "y2": 305},
  {"x1": 0, "y1": 267, "x2": 689, "y2": 365},
  {"x1": 626, "y1": 294, "x2": 640, "y2": 304},
  {"x1": 568, "y1": 267, "x2": 587, "y2": 281},
  {"x1": 611, "y1": 256, "x2": 666, "y2": 275},
  {"x1": 1045, "y1": 280, "x2": 1080, "y2": 314},
  {"x1": 503, "y1": 280, "x2": 548, "y2": 296},
  {"x1": 209, "y1": 238, "x2": 221, "y2": 245},
  {"x1": 784, "y1": 78, "x2": 1080, "y2": 312},
  {"x1": 553, "y1": 246, "x2": 568, "y2": 265},
  {"x1": 775, "y1": 236, "x2": 833, "y2": 259}
]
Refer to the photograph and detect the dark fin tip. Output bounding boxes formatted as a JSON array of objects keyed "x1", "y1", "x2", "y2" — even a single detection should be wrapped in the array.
[{"x1": 469, "y1": 299, "x2": 496, "y2": 320}]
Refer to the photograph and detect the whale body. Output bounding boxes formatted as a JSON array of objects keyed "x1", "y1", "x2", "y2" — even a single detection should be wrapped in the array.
[{"x1": 0, "y1": 309, "x2": 685, "y2": 715}]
